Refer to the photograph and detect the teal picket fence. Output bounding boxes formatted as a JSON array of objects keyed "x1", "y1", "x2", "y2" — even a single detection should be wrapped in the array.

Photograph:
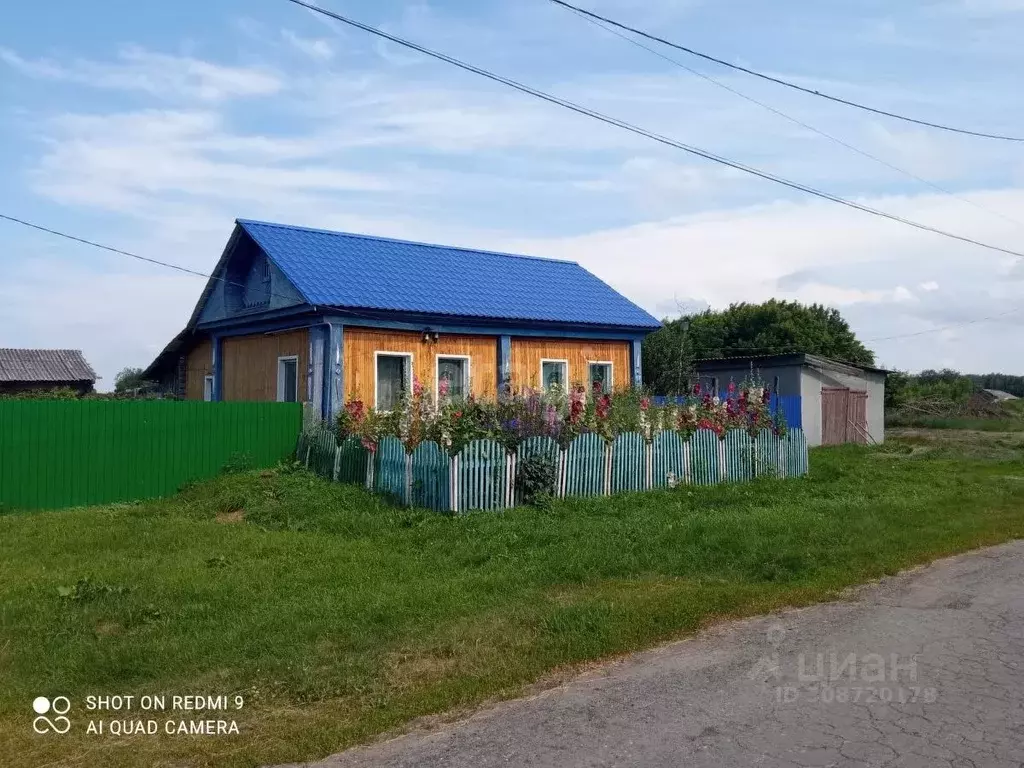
[
  {"x1": 336, "y1": 437, "x2": 370, "y2": 484},
  {"x1": 690, "y1": 429, "x2": 721, "y2": 486},
  {"x1": 652, "y1": 431, "x2": 686, "y2": 488},
  {"x1": 723, "y1": 429, "x2": 753, "y2": 482},
  {"x1": 299, "y1": 426, "x2": 810, "y2": 513},
  {"x1": 374, "y1": 436, "x2": 407, "y2": 501},
  {"x1": 410, "y1": 440, "x2": 450, "y2": 511},
  {"x1": 785, "y1": 429, "x2": 809, "y2": 476},
  {"x1": 457, "y1": 439, "x2": 506, "y2": 512},
  {"x1": 565, "y1": 432, "x2": 606, "y2": 497},
  {"x1": 611, "y1": 433, "x2": 645, "y2": 494}
]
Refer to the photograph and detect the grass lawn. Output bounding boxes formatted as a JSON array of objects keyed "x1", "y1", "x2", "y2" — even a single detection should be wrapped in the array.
[{"x1": 2, "y1": 431, "x2": 1024, "y2": 767}]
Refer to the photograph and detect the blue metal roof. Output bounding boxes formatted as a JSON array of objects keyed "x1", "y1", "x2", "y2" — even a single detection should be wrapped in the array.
[{"x1": 236, "y1": 219, "x2": 661, "y2": 330}]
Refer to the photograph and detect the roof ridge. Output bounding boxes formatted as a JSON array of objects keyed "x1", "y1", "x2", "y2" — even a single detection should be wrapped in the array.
[
  {"x1": 0, "y1": 347, "x2": 86, "y2": 354},
  {"x1": 236, "y1": 219, "x2": 581, "y2": 267}
]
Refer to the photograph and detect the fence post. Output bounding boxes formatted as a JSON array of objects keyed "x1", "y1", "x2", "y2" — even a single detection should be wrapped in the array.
[
  {"x1": 505, "y1": 452, "x2": 515, "y2": 508},
  {"x1": 365, "y1": 451, "x2": 375, "y2": 490},
  {"x1": 557, "y1": 448, "x2": 567, "y2": 498},
  {"x1": 645, "y1": 441, "x2": 653, "y2": 490},
  {"x1": 404, "y1": 453, "x2": 412, "y2": 506},
  {"x1": 777, "y1": 435, "x2": 786, "y2": 478},
  {"x1": 604, "y1": 441, "x2": 613, "y2": 496},
  {"x1": 683, "y1": 438, "x2": 691, "y2": 485},
  {"x1": 450, "y1": 454, "x2": 460, "y2": 513},
  {"x1": 333, "y1": 444, "x2": 342, "y2": 481},
  {"x1": 717, "y1": 438, "x2": 726, "y2": 482}
]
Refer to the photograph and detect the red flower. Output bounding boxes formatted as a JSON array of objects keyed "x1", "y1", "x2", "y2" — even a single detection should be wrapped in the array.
[
  {"x1": 727, "y1": 381, "x2": 736, "y2": 394},
  {"x1": 453, "y1": 411, "x2": 462, "y2": 419},
  {"x1": 640, "y1": 397, "x2": 651, "y2": 411},
  {"x1": 693, "y1": 383, "x2": 702, "y2": 395}
]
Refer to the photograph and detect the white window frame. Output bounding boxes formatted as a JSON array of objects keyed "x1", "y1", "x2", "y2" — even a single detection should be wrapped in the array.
[
  {"x1": 435, "y1": 354, "x2": 471, "y2": 399},
  {"x1": 374, "y1": 351, "x2": 414, "y2": 411},
  {"x1": 587, "y1": 360, "x2": 614, "y2": 395},
  {"x1": 203, "y1": 375, "x2": 215, "y2": 402},
  {"x1": 539, "y1": 358, "x2": 569, "y2": 391},
  {"x1": 276, "y1": 355, "x2": 299, "y2": 403}
]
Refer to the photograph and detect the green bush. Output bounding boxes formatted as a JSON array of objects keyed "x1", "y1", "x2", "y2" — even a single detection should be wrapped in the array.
[{"x1": 516, "y1": 452, "x2": 557, "y2": 507}]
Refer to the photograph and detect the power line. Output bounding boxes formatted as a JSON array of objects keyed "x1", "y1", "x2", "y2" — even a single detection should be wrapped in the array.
[
  {"x1": 1, "y1": 212, "x2": 1018, "y2": 348},
  {"x1": 548, "y1": 0, "x2": 1024, "y2": 143},
  {"x1": 0, "y1": 213, "x2": 301, "y2": 306},
  {"x1": 556, "y1": 4, "x2": 1024, "y2": 231},
  {"x1": 282, "y1": 0, "x2": 1024, "y2": 261}
]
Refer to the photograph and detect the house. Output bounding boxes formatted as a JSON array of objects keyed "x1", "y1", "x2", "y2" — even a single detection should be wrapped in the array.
[
  {"x1": 694, "y1": 353, "x2": 886, "y2": 446},
  {"x1": 145, "y1": 220, "x2": 661, "y2": 416},
  {"x1": 0, "y1": 348, "x2": 97, "y2": 395}
]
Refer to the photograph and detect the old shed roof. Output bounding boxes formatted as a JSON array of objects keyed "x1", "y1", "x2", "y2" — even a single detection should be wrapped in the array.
[{"x1": 0, "y1": 348, "x2": 97, "y2": 383}]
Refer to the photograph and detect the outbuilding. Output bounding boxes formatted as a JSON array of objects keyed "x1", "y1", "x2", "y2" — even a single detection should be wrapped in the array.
[{"x1": 694, "y1": 353, "x2": 886, "y2": 446}]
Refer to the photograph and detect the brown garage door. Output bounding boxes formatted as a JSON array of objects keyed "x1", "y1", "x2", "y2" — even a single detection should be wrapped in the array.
[{"x1": 822, "y1": 387, "x2": 868, "y2": 445}]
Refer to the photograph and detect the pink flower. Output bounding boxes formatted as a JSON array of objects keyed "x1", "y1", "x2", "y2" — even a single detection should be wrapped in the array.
[
  {"x1": 640, "y1": 397, "x2": 651, "y2": 411},
  {"x1": 438, "y1": 377, "x2": 450, "y2": 398},
  {"x1": 693, "y1": 383, "x2": 702, "y2": 395},
  {"x1": 727, "y1": 381, "x2": 736, "y2": 394},
  {"x1": 413, "y1": 376, "x2": 424, "y2": 397}
]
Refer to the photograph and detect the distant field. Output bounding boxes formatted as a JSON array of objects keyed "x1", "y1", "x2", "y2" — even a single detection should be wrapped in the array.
[{"x1": 3, "y1": 431, "x2": 1024, "y2": 767}]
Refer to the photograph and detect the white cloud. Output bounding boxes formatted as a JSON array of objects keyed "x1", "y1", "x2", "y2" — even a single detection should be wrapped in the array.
[
  {"x1": 919, "y1": 280, "x2": 940, "y2": 291},
  {"x1": 0, "y1": 46, "x2": 281, "y2": 101},
  {"x1": 282, "y1": 30, "x2": 334, "y2": 60}
]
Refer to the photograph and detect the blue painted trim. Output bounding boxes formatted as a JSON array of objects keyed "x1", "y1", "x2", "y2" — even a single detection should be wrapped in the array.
[
  {"x1": 211, "y1": 336, "x2": 223, "y2": 401},
  {"x1": 630, "y1": 339, "x2": 643, "y2": 387},
  {"x1": 196, "y1": 305, "x2": 316, "y2": 332},
  {"x1": 321, "y1": 312, "x2": 652, "y2": 341},
  {"x1": 204, "y1": 317, "x2": 327, "y2": 339},
  {"x1": 498, "y1": 335, "x2": 512, "y2": 388},
  {"x1": 326, "y1": 323, "x2": 344, "y2": 418}
]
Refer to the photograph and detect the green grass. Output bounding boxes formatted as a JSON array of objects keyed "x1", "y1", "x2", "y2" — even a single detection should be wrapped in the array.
[
  {"x1": 886, "y1": 415, "x2": 1024, "y2": 431},
  {"x1": 3, "y1": 436, "x2": 1024, "y2": 767}
]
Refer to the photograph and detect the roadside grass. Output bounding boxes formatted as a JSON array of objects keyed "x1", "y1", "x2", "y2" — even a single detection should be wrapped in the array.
[{"x1": 3, "y1": 434, "x2": 1024, "y2": 767}]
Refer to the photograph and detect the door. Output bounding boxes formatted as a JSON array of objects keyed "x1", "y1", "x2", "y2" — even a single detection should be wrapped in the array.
[
  {"x1": 821, "y1": 387, "x2": 848, "y2": 445},
  {"x1": 821, "y1": 387, "x2": 868, "y2": 444},
  {"x1": 847, "y1": 390, "x2": 868, "y2": 444}
]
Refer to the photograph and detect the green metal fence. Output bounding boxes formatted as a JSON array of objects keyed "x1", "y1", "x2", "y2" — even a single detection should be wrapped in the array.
[
  {"x1": 0, "y1": 400, "x2": 302, "y2": 511},
  {"x1": 298, "y1": 425, "x2": 810, "y2": 514}
]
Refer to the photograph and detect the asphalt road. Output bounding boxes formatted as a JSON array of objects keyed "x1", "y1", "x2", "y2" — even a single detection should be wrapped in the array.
[{"x1": 283, "y1": 541, "x2": 1024, "y2": 768}]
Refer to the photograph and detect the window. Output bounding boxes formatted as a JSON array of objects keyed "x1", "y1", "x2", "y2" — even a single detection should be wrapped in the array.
[
  {"x1": 375, "y1": 353, "x2": 412, "y2": 411},
  {"x1": 203, "y1": 375, "x2": 215, "y2": 402},
  {"x1": 588, "y1": 362, "x2": 613, "y2": 395},
  {"x1": 540, "y1": 359, "x2": 568, "y2": 391},
  {"x1": 277, "y1": 356, "x2": 299, "y2": 403},
  {"x1": 436, "y1": 355, "x2": 469, "y2": 399}
]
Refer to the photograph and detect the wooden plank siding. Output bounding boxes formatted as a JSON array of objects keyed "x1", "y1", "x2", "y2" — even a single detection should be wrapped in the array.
[
  {"x1": 508, "y1": 338, "x2": 630, "y2": 391},
  {"x1": 184, "y1": 339, "x2": 213, "y2": 401},
  {"x1": 222, "y1": 328, "x2": 310, "y2": 402},
  {"x1": 343, "y1": 327, "x2": 498, "y2": 404}
]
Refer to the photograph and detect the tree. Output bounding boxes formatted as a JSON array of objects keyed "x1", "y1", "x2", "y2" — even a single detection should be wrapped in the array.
[
  {"x1": 643, "y1": 299, "x2": 875, "y2": 394},
  {"x1": 114, "y1": 367, "x2": 148, "y2": 394}
]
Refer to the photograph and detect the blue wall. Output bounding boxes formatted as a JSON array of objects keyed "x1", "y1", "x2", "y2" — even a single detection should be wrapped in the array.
[{"x1": 651, "y1": 393, "x2": 802, "y2": 429}]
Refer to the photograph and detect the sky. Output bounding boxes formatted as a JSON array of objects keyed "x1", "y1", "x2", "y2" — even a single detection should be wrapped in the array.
[{"x1": 2, "y1": 0, "x2": 1024, "y2": 389}]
